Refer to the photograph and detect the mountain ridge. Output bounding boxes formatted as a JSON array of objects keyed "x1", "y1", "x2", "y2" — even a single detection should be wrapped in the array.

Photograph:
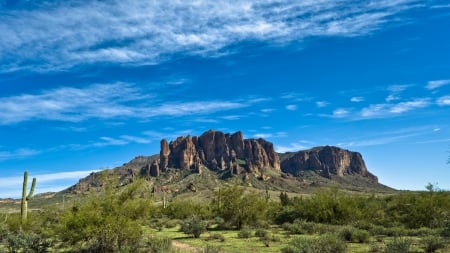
[{"x1": 65, "y1": 130, "x2": 389, "y2": 194}]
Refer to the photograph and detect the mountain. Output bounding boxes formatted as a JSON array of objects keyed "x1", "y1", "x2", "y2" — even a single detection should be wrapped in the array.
[
  {"x1": 65, "y1": 130, "x2": 390, "y2": 194},
  {"x1": 280, "y1": 146, "x2": 378, "y2": 183}
]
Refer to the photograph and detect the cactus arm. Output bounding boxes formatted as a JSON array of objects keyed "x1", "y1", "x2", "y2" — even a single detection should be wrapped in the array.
[{"x1": 27, "y1": 177, "x2": 36, "y2": 200}]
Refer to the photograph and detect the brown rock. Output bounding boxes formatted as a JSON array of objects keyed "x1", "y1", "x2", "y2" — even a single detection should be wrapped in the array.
[
  {"x1": 280, "y1": 146, "x2": 378, "y2": 183},
  {"x1": 160, "y1": 139, "x2": 170, "y2": 172},
  {"x1": 149, "y1": 160, "x2": 160, "y2": 177},
  {"x1": 160, "y1": 130, "x2": 281, "y2": 173}
]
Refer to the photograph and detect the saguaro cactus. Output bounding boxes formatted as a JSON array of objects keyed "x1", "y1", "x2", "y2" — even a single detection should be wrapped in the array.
[{"x1": 21, "y1": 171, "x2": 36, "y2": 225}]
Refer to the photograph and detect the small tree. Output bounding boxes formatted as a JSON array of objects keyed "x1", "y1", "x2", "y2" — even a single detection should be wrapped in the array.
[{"x1": 180, "y1": 216, "x2": 208, "y2": 238}]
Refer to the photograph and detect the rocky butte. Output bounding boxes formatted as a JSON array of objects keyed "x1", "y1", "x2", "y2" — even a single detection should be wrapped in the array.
[
  {"x1": 157, "y1": 130, "x2": 280, "y2": 175},
  {"x1": 281, "y1": 146, "x2": 378, "y2": 183},
  {"x1": 69, "y1": 130, "x2": 380, "y2": 193}
]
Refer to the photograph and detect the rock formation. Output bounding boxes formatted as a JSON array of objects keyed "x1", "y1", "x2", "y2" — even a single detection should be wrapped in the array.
[
  {"x1": 280, "y1": 146, "x2": 378, "y2": 183},
  {"x1": 159, "y1": 130, "x2": 280, "y2": 174}
]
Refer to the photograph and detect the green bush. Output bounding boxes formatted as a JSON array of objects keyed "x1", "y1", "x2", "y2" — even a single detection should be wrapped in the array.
[
  {"x1": 205, "y1": 233, "x2": 225, "y2": 242},
  {"x1": 6, "y1": 231, "x2": 52, "y2": 253},
  {"x1": 282, "y1": 233, "x2": 346, "y2": 253},
  {"x1": 339, "y1": 226, "x2": 370, "y2": 243},
  {"x1": 55, "y1": 180, "x2": 150, "y2": 252},
  {"x1": 146, "y1": 236, "x2": 172, "y2": 253},
  {"x1": 368, "y1": 243, "x2": 383, "y2": 253},
  {"x1": 282, "y1": 220, "x2": 317, "y2": 235},
  {"x1": 254, "y1": 229, "x2": 269, "y2": 238},
  {"x1": 281, "y1": 237, "x2": 314, "y2": 253},
  {"x1": 237, "y1": 227, "x2": 252, "y2": 238},
  {"x1": 384, "y1": 237, "x2": 411, "y2": 253},
  {"x1": 353, "y1": 229, "x2": 371, "y2": 243},
  {"x1": 180, "y1": 216, "x2": 208, "y2": 238},
  {"x1": 422, "y1": 235, "x2": 445, "y2": 253}
]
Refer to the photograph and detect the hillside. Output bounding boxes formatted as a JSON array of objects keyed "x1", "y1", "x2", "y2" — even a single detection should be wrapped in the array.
[{"x1": 63, "y1": 130, "x2": 393, "y2": 197}]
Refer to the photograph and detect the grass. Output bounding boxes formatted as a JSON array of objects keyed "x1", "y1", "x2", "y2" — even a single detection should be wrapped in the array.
[{"x1": 153, "y1": 225, "x2": 450, "y2": 253}]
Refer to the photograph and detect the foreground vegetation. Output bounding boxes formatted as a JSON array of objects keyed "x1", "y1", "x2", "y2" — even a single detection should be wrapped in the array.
[{"x1": 1, "y1": 176, "x2": 450, "y2": 252}]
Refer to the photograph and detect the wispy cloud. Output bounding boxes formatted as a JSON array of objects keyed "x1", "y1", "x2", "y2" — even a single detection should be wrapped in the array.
[
  {"x1": 0, "y1": 83, "x2": 261, "y2": 124},
  {"x1": 286, "y1": 105, "x2": 298, "y2": 111},
  {"x1": 0, "y1": 148, "x2": 41, "y2": 161},
  {"x1": 0, "y1": 170, "x2": 98, "y2": 198},
  {"x1": 316, "y1": 101, "x2": 329, "y2": 108},
  {"x1": 337, "y1": 126, "x2": 436, "y2": 147},
  {"x1": 276, "y1": 141, "x2": 313, "y2": 153},
  {"x1": 360, "y1": 98, "x2": 430, "y2": 118},
  {"x1": 437, "y1": 96, "x2": 450, "y2": 106},
  {"x1": 253, "y1": 132, "x2": 287, "y2": 139},
  {"x1": 385, "y1": 84, "x2": 412, "y2": 101},
  {"x1": 426, "y1": 79, "x2": 450, "y2": 90},
  {"x1": 350, "y1": 96, "x2": 365, "y2": 102},
  {"x1": 0, "y1": 0, "x2": 421, "y2": 72},
  {"x1": 332, "y1": 108, "x2": 350, "y2": 118}
]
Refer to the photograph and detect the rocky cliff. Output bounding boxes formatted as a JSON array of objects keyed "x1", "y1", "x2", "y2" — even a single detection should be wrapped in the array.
[
  {"x1": 280, "y1": 146, "x2": 378, "y2": 183},
  {"x1": 159, "y1": 130, "x2": 280, "y2": 175}
]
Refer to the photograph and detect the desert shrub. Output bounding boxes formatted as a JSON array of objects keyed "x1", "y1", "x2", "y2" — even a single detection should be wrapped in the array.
[
  {"x1": 237, "y1": 227, "x2": 252, "y2": 238},
  {"x1": 254, "y1": 229, "x2": 269, "y2": 238},
  {"x1": 384, "y1": 237, "x2": 411, "y2": 253},
  {"x1": 203, "y1": 244, "x2": 222, "y2": 253},
  {"x1": 383, "y1": 226, "x2": 407, "y2": 237},
  {"x1": 180, "y1": 216, "x2": 208, "y2": 238},
  {"x1": 422, "y1": 235, "x2": 445, "y2": 253},
  {"x1": 55, "y1": 180, "x2": 150, "y2": 252},
  {"x1": 368, "y1": 243, "x2": 383, "y2": 253},
  {"x1": 281, "y1": 237, "x2": 314, "y2": 253},
  {"x1": 338, "y1": 226, "x2": 369, "y2": 242},
  {"x1": 282, "y1": 220, "x2": 318, "y2": 235},
  {"x1": 146, "y1": 236, "x2": 172, "y2": 253},
  {"x1": 5, "y1": 231, "x2": 52, "y2": 253},
  {"x1": 318, "y1": 233, "x2": 347, "y2": 253},
  {"x1": 353, "y1": 229, "x2": 370, "y2": 243},
  {"x1": 282, "y1": 233, "x2": 346, "y2": 253},
  {"x1": 407, "y1": 227, "x2": 435, "y2": 236},
  {"x1": 212, "y1": 186, "x2": 270, "y2": 230},
  {"x1": 164, "y1": 199, "x2": 211, "y2": 220},
  {"x1": 339, "y1": 226, "x2": 356, "y2": 241},
  {"x1": 205, "y1": 233, "x2": 225, "y2": 242}
]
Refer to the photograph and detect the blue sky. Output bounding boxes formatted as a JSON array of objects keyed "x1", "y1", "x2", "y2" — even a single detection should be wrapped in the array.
[{"x1": 1, "y1": 0, "x2": 450, "y2": 198}]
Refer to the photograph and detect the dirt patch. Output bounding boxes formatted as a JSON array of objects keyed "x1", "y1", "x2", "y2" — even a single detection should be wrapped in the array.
[{"x1": 172, "y1": 240, "x2": 200, "y2": 252}]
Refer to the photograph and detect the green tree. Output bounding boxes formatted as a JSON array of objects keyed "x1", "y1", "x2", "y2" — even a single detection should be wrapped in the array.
[
  {"x1": 180, "y1": 216, "x2": 208, "y2": 238},
  {"x1": 213, "y1": 186, "x2": 269, "y2": 229},
  {"x1": 55, "y1": 179, "x2": 152, "y2": 252}
]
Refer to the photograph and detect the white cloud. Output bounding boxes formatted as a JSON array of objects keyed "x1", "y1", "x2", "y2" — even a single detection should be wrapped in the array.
[
  {"x1": 316, "y1": 101, "x2": 329, "y2": 107},
  {"x1": 386, "y1": 94, "x2": 400, "y2": 102},
  {"x1": 286, "y1": 104, "x2": 297, "y2": 111},
  {"x1": 360, "y1": 98, "x2": 430, "y2": 118},
  {"x1": 253, "y1": 132, "x2": 287, "y2": 139},
  {"x1": 0, "y1": 148, "x2": 41, "y2": 161},
  {"x1": 261, "y1": 108, "x2": 275, "y2": 113},
  {"x1": 350, "y1": 96, "x2": 364, "y2": 102},
  {"x1": 388, "y1": 84, "x2": 411, "y2": 92},
  {"x1": 0, "y1": 83, "x2": 262, "y2": 124},
  {"x1": 0, "y1": 0, "x2": 421, "y2": 72},
  {"x1": 0, "y1": 170, "x2": 99, "y2": 198},
  {"x1": 332, "y1": 108, "x2": 350, "y2": 118},
  {"x1": 426, "y1": 79, "x2": 450, "y2": 90},
  {"x1": 276, "y1": 141, "x2": 312, "y2": 153},
  {"x1": 389, "y1": 99, "x2": 429, "y2": 113},
  {"x1": 437, "y1": 96, "x2": 450, "y2": 106}
]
